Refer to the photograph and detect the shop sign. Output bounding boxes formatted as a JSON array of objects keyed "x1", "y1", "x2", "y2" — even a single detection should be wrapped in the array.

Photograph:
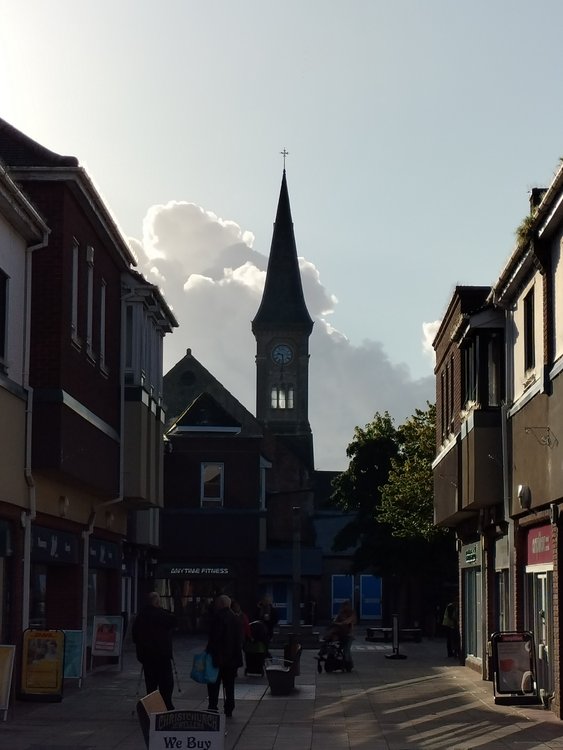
[
  {"x1": 20, "y1": 629, "x2": 65, "y2": 701},
  {"x1": 155, "y1": 564, "x2": 231, "y2": 578},
  {"x1": 149, "y1": 709, "x2": 225, "y2": 750},
  {"x1": 526, "y1": 525, "x2": 553, "y2": 566},
  {"x1": 89, "y1": 538, "x2": 120, "y2": 569},
  {"x1": 31, "y1": 526, "x2": 79, "y2": 564},
  {"x1": 461, "y1": 543, "x2": 478, "y2": 567}
]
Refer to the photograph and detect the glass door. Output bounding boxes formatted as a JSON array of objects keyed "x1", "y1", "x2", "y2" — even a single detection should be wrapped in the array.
[{"x1": 527, "y1": 571, "x2": 553, "y2": 696}]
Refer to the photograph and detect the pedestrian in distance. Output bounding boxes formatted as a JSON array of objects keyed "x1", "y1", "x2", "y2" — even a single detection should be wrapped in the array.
[
  {"x1": 231, "y1": 598, "x2": 252, "y2": 642},
  {"x1": 206, "y1": 594, "x2": 244, "y2": 717},
  {"x1": 331, "y1": 599, "x2": 357, "y2": 671},
  {"x1": 132, "y1": 591, "x2": 177, "y2": 710},
  {"x1": 255, "y1": 595, "x2": 278, "y2": 645},
  {"x1": 442, "y1": 598, "x2": 460, "y2": 658}
]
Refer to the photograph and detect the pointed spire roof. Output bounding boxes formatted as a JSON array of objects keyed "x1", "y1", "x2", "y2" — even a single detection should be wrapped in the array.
[{"x1": 252, "y1": 170, "x2": 313, "y2": 333}]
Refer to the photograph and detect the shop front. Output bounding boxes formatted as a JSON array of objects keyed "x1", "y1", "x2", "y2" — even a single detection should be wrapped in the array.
[
  {"x1": 29, "y1": 525, "x2": 81, "y2": 630},
  {"x1": 523, "y1": 524, "x2": 554, "y2": 700},
  {"x1": 154, "y1": 563, "x2": 235, "y2": 633},
  {"x1": 460, "y1": 540, "x2": 483, "y2": 664}
]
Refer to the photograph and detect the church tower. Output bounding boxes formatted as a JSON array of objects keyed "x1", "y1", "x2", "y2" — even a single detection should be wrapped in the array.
[{"x1": 252, "y1": 168, "x2": 314, "y2": 468}]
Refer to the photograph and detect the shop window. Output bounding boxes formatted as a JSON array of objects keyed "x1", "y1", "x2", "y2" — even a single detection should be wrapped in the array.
[
  {"x1": 29, "y1": 564, "x2": 47, "y2": 629},
  {"x1": 463, "y1": 566, "x2": 482, "y2": 659},
  {"x1": 201, "y1": 462, "x2": 223, "y2": 507}
]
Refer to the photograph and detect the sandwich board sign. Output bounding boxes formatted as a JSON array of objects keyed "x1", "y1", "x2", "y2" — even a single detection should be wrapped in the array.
[
  {"x1": 149, "y1": 709, "x2": 225, "y2": 750},
  {"x1": 491, "y1": 631, "x2": 540, "y2": 705}
]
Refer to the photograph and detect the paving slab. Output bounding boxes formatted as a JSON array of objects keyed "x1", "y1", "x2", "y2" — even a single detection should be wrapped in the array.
[{"x1": 2, "y1": 635, "x2": 563, "y2": 749}]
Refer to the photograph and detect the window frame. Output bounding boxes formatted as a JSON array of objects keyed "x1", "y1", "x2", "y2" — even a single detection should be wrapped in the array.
[
  {"x1": 0, "y1": 268, "x2": 8, "y2": 370},
  {"x1": 524, "y1": 288, "x2": 535, "y2": 372},
  {"x1": 200, "y1": 462, "x2": 224, "y2": 507},
  {"x1": 270, "y1": 384, "x2": 295, "y2": 410}
]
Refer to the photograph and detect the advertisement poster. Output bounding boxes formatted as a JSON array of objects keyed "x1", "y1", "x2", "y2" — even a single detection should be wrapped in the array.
[
  {"x1": 62, "y1": 630, "x2": 83, "y2": 680},
  {"x1": 149, "y1": 710, "x2": 225, "y2": 750},
  {"x1": 491, "y1": 631, "x2": 539, "y2": 704},
  {"x1": 0, "y1": 645, "x2": 15, "y2": 720},
  {"x1": 20, "y1": 629, "x2": 64, "y2": 701},
  {"x1": 91, "y1": 615, "x2": 122, "y2": 657}
]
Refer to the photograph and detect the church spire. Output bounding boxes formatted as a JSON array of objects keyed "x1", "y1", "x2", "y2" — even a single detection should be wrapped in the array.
[{"x1": 252, "y1": 169, "x2": 313, "y2": 334}]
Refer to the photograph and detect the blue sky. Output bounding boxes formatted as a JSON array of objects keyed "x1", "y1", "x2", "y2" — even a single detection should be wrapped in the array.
[{"x1": 3, "y1": 1, "x2": 563, "y2": 468}]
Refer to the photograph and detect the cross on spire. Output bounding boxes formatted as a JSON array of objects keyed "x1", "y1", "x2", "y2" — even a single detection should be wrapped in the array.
[{"x1": 280, "y1": 148, "x2": 289, "y2": 169}]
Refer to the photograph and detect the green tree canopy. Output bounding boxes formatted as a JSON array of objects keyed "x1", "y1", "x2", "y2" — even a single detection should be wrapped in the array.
[
  {"x1": 330, "y1": 403, "x2": 450, "y2": 576},
  {"x1": 377, "y1": 403, "x2": 438, "y2": 540}
]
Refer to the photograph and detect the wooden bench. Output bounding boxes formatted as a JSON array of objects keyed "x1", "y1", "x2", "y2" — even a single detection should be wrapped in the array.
[
  {"x1": 265, "y1": 646, "x2": 303, "y2": 695},
  {"x1": 365, "y1": 626, "x2": 422, "y2": 643}
]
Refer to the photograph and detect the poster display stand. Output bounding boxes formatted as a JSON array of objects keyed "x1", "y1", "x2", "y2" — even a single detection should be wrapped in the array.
[
  {"x1": 19, "y1": 629, "x2": 65, "y2": 702},
  {"x1": 90, "y1": 615, "x2": 123, "y2": 671},
  {"x1": 0, "y1": 645, "x2": 15, "y2": 720},
  {"x1": 62, "y1": 630, "x2": 84, "y2": 685},
  {"x1": 490, "y1": 631, "x2": 541, "y2": 705}
]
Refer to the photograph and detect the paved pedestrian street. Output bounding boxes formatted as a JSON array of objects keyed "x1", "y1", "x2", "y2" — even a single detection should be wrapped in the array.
[{"x1": 2, "y1": 636, "x2": 563, "y2": 749}]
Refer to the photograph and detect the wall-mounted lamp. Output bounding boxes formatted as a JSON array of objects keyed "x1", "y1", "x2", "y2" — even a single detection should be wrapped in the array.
[
  {"x1": 59, "y1": 495, "x2": 70, "y2": 517},
  {"x1": 517, "y1": 484, "x2": 532, "y2": 510},
  {"x1": 550, "y1": 503, "x2": 559, "y2": 525}
]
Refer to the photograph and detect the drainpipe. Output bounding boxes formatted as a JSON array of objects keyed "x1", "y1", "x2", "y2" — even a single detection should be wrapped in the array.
[
  {"x1": 22, "y1": 232, "x2": 49, "y2": 631},
  {"x1": 501, "y1": 402, "x2": 514, "y2": 630}
]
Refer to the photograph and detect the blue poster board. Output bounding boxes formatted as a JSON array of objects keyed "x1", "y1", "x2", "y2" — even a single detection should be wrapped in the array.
[
  {"x1": 360, "y1": 575, "x2": 382, "y2": 619},
  {"x1": 62, "y1": 630, "x2": 83, "y2": 681},
  {"x1": 331, "y1": 575, "x2": 354, "y2": 618}
]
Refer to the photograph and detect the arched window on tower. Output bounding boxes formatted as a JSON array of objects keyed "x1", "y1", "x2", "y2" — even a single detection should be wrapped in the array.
[{"x1": 271, "y1": 384, "x2": 294, "y2": 409}]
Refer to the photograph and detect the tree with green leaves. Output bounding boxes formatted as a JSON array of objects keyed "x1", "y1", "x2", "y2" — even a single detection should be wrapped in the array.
[
  {"x1": 377, "y1": 403, "x2": 438, "y2": 540},
  {"x1": 331, "y1": 403, "x2": 456, "y2": 628}
]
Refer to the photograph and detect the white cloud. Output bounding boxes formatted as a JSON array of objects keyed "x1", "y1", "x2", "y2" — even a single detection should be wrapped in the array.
[
  {"x1": 131, "y1": 202, "x2": 434, "y2": 470},
  {"x1": 422, "y1": 320, "x2": 441, "y2": 365}
]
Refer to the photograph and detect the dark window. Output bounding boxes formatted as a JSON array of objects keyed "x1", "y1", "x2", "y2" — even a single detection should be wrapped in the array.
[
  {"x1": 0, "y1": 268, "x2": 7, "y2": 365},
  {"x1": 201, "y1": 462, "x2": 223, "y2": 506},
  {"x1": 449, "y1": 356, "x2": 455, "y2": 432},
  {"x1": 463, "y1": 340, "x2": 477, "y2": 406},
  {"x1": 487, "y1": 333, "x2": 503, "y2": 406},
  {"x1": 524, "y1": 289, "x2": 535, "y2": 371}
]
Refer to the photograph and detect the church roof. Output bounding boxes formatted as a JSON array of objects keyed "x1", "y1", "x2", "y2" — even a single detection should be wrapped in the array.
[
  {"x1": 168, "y1": 392, "x2": 242, "y2": 434},
  {"x1": 252, "y1": 170, "x2": 313, "y2": 333},
  {"x1": 0, "y1": 117, "x2": 78, "y2": 167},
  {"x1": 163, "y1": 348, "x2": 264, "y2": 438}
]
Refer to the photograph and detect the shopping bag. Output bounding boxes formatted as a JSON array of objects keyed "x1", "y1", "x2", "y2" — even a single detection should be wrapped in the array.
[{"x1": 190, "y1": 650, "x2": 219, "y2": 684}]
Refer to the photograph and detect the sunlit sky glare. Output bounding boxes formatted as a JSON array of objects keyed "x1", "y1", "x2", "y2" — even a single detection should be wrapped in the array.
[{"x1": 3, "y1": 1, "x2": 563, "y2": 468}]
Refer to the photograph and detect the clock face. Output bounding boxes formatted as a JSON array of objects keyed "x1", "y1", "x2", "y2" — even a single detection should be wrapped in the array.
[{"x1": 272, "y1": 343, "x2": 293, "y2": 365}]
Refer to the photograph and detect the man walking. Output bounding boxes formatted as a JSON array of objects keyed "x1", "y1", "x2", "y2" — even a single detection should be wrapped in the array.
[
  {"x1": 206, "y1": 594, "x2": 243, "y2": 717},
  {"x1": 132, "y1": 591, "x2": 177, "y2": 710}
]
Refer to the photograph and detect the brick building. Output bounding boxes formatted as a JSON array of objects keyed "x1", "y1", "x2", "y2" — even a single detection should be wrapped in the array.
[
  {"x1": 0, "y1": 119, "x2": 175, "y2": 676},
  {"x1": 433, "y1": 162, "x2": 563, "y2": 718}
]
